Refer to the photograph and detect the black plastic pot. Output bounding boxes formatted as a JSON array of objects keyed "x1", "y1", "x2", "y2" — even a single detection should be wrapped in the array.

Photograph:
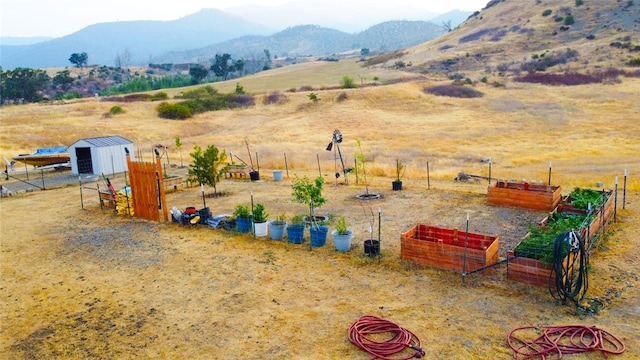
[
  {"x1": 364, "y1": 239, "x2": 380, "y2": 257},
  {"x1": 392, "y1": 180, "x2": 402, "y2": 191},
  {"x1": 250, "y1": 171, "x2": 260, "y2": 181}
]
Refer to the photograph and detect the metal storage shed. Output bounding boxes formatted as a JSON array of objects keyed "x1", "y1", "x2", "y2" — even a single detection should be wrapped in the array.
[{"x1": 68, "y1": 135, "x2": 135, "y2": 175}]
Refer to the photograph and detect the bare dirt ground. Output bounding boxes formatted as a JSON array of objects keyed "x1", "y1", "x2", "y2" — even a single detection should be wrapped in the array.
[{"x1": 1, "y1": 169, "x2": 638, "y2": 359}]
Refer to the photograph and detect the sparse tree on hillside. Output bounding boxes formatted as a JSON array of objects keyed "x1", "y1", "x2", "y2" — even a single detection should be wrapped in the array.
[
  {"x1": 211, "y1": 53, "x2": 232, "y2": 80},
  {"x1": 189, "y1": 64, "x2": 209, "y2": 84},
  {"x1": 69, "y1": 52, "x2": 88, "y2": 68},
  {"x1": 442, "y1": 20, "x2": 453, "y2": 32},
  {"x1": 0, "y1": 67, "x2": 50, "y2": 103},
  {"x1": 115, "y1": 48, "x2": 132, "y2": 69},
  {"x1": 52, "y1": 70, "x2": 75, "y2": 91}
]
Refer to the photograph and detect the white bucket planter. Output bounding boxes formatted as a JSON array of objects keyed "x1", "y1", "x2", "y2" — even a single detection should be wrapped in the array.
[
  {"x1": 254, "y1": 221, "x2": 268, "y2": 237},
  {"x1": 332, "y1": 230, "x2": 353, "y2": 252}
]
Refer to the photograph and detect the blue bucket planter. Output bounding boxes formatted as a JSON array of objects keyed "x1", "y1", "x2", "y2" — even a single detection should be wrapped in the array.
[
  {"x1": 287, "y1": 224, "x2": 305, "y2": 244},
  {"x1": 310, "y1": 225, "x2": 329, "y2": 247},
  {"x1": 236, "y1": 217, "x2": 253, "y2": 233}
]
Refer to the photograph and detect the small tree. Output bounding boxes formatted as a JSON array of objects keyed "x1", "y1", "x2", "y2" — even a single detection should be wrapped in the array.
[
  {"x1": 292, "y1": 176, "x2": 326, "y2": 220},
  {"x1": 189, "y1": 64, "x2": 209, "y2": 84},
  {"x1": 175, "y1": 136, "x2": 184, "y2": 167},
  {"x1": 356, "y1": 139, "x2": 372, "y2": 195},
  {"x1": 188, "y1": 145, "x2": 230, "y2": 196}
]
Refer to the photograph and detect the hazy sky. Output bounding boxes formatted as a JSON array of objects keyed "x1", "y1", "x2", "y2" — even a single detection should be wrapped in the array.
[{"x1": 1, "y1": 0, "x2": 488, "y2": 38}]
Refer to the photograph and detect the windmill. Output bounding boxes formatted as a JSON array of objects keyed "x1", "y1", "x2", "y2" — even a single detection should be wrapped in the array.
[{"x1": 326, "y1": 129, "x2": 351, "y2": 184}]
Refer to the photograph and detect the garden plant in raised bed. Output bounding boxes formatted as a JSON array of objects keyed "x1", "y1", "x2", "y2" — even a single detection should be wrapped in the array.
[
  {"x1": 514, "y1": 212, "x2": 590, "y2": 264},
  {"x1": 567, "y1": 187, "x2": 605, "y2": 209}
]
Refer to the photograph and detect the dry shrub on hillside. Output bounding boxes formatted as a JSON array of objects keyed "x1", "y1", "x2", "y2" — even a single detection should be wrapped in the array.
[
  {"x1": 423, "y1": 84, "x2": 484, "y2": 98},
  {"x1": 262, "y1": 91, "x2": 288, "y2": 105}
]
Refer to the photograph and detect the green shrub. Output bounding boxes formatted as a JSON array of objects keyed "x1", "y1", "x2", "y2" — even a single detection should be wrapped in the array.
[
  {"x1": 340, "y1": 76, "x2": 357, "y2": 89},
  {"x1": 542, "y1": 9, "x2": 553, "y2": 16},
  {"x1": 109, "y1": 105, "x2": 125, "y2": 115},
  {"x1": 157, "y1": 102, "x2": 192, "y2": 119},
  {"x1": 575, "y1": 0, "x2": 584, "y2": 6},
  {"x1": 586, "y1": 34, "x2": 596, "y2": 40},
  {"x1": 150, "y1": 91, "x2": 168, "y2": 101},
  {"x1": 628, "y1": 58, "x2": 640, "y2": 66},
  {"x1": 564, "y1": 14, "x2": 575, "y2": 25},
  {"x1": 180, "y1": 86, "x2": 217, "y2": 99}
]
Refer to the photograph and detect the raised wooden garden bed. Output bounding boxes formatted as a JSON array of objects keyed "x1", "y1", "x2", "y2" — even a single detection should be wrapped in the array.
[
  {"x1": 401, "y1": 224, "x2": 499, "y2": 273},
  {"x1": 488, "y1": 181, "x2": 561, "y2": 211},
  {"x1": 163, "y1": 176, "x2": 184, "y2": 192},
  {"x1": 507, "y1": 248, "x2": 555, "y2": 288},
  {"x1": 508, "y1": 189, "x2": 614, "y2": 288}
]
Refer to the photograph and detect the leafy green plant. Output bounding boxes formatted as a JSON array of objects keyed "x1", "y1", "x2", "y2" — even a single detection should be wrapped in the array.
[
  {"x1": 308, "y1": 93, "x2": 319, "y2": 103},
  {"x1": 515, "y1": 212, "x2": 587, "y2": 263},
  {"x1": 340, "y1": 76, "x2": 357, "y2": 89},
  {"x1": 336, "y1": 215, "x2": 349, "y2": 235},
  {"x1": 542, "y1": 9, "x2": 553, "y2": 16},
  {"x1": 150, "y1": 91, "x2": 168, "y2": 101},
  {"x1": 252, "y1": 203, "x2": 269, "y2": 223},
  {"x1": 394, "y1": 158, "x2": 405, "y2": 183},
  {"x1": 568, "y1": 187, "x2": 604, "y2": 209},
  {"x1": 157, "y1": 102, "x2": 192, "y2": 119},
  {"x1": 233, "y1": 204, "x2": 251, "y2": 219},
  {"x1": 292, "y1": 176, "x2": 326, "y2": 219},
  {"x1": 188, "y1": 144, "x2": 229, "y2": 195},
  {"x1": 273, "y1": 212, "x2": 287, "y2": 225}
]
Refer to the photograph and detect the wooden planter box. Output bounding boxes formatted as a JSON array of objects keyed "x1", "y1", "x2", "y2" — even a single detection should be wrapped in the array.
[
  {"x1": 488, "y1": 181, "x2": 561, "y2": 211},
  {"x1": 163, "y1": 176, "x2": 183, "y2": 192},
  {"x1": 401, "y1": 224, "x2": 499, "y2": 273},
  {"x1": 507, "y1": 248, "x2": 555, "y2": 288},
  {"x1": 508, "y1": 189, "x2": 614, "y2": 287}
]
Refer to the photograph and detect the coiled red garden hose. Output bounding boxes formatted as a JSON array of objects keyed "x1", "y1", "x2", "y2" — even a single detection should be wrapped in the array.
[
  {"x1": 348, "y1": 315, "x2": 425, "y2": 360},
  {"x1": 507, "y1": 325, "x2": 626, "y2": 359}
]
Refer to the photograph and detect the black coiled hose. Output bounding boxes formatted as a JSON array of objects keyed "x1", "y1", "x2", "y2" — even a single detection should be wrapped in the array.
[{"x1": 549, "y1": 230, "x2": 588, "y2": 305}]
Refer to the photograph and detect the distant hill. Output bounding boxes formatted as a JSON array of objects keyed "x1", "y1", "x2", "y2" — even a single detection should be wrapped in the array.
[
  {"x1": 0, "y1": 36, "x2": 53, "y2": 46},
  {"x1": 0, "y1": 9, "x2": 272, "y2": 69},
  {"x1": 151, "y1": 21, "x2": 445, "y2": 64},
  {"x1": 392, "y1": 0, "x2": 640, "y2": 76}
]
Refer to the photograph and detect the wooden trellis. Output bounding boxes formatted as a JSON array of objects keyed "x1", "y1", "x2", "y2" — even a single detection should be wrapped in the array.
[{"x1": 126, "y1": 152, "x2": 168, "y2": 222}]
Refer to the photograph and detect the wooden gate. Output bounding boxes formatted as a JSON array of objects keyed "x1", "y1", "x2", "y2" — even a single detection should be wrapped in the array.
[{"x1": 126, "y1": 152, "x2": 168, "y2": 222}]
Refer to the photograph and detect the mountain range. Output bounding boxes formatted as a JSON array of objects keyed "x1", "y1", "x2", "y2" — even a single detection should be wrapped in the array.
[{"x1": 0, "y1": 8, "x2": 470, "y2": 70}]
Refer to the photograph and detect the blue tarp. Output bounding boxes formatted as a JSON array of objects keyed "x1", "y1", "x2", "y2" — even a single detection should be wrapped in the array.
[{"x1": 35, "y1": 147, "x2": 67, "y2": 154}]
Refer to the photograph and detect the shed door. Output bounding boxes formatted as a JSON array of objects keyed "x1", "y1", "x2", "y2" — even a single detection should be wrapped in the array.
[{"x1": 75, "y1": 147, "x2": 93, "y2": 174}]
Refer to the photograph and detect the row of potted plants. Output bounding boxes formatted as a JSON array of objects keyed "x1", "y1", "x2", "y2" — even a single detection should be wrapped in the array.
[{"x1": 230, "y1": 175, "x2": 355, "y2": 251}]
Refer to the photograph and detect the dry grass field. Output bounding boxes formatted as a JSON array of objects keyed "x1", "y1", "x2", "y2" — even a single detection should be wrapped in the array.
[{"x1": 1, "y1": 58, "x2": 639, "y2": 359}]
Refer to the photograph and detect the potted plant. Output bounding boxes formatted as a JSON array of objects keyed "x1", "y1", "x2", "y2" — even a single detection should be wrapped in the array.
[
  {"x1": 269, "y1": 212, "x2": 287, "y2": 240},
  {"x1": 291, "y1": 176, "x2": 328, "y2": 224},
  {"x1": 292, "y1": 176, "x2": 329, "y2": 246},
  {"x1": 287, "y1": 214, "x2": 305, "y2": 244},
  {"x1": 233, "y1": 204, "x2": 252, "y2": 233},
  {"x1": 331, "y1": 215, "x2": 353, "y2": 252},
  {"x1": 252, "y1": 203, "x2": 269, "y2": 237},
  {"x1": 392, "y1": 158, "x2": 405, "y2": 191}
]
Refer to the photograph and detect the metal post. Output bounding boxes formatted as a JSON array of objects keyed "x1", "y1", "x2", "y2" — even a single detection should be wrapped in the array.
[
  {"x1": 548, "y1": 160, "x2": 552, "y2": 186},
  {"x1": 614, "y1": 176, "x2": 618, "y2": 223},
  {"x1": 41, "y1": 168, "x2": 45, "y2": 190},
  {"x1": 427, "y1": 161, "x2": 430, "y2": 190},
  {"x1": 623, "y1": 169, "x2": 627, "y2": 209},
  {"x1": 488, "y1": 158, "x2": 492, "y2": 185},
  {"x1": 317, "y1": 154, "x2": 321, "y2": 177},
  {"x1": 250, "y1": 191, "x2": 255, "y2": 238},
  {"x1": 201, "y1": 183, "x2": 207, "y2": 209},
  {"x1": 79, "y1": 176, "x2": 84, "y2": 209},
  {"x1": 284, "y1": 153, "x2": 289, "y2": 178},
  {"x1": 462, "y1": 213, "x2": 469, "y2": 283},
  {"x1": 378, "y1": 207, "x2": 382, "y2": 264}
]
